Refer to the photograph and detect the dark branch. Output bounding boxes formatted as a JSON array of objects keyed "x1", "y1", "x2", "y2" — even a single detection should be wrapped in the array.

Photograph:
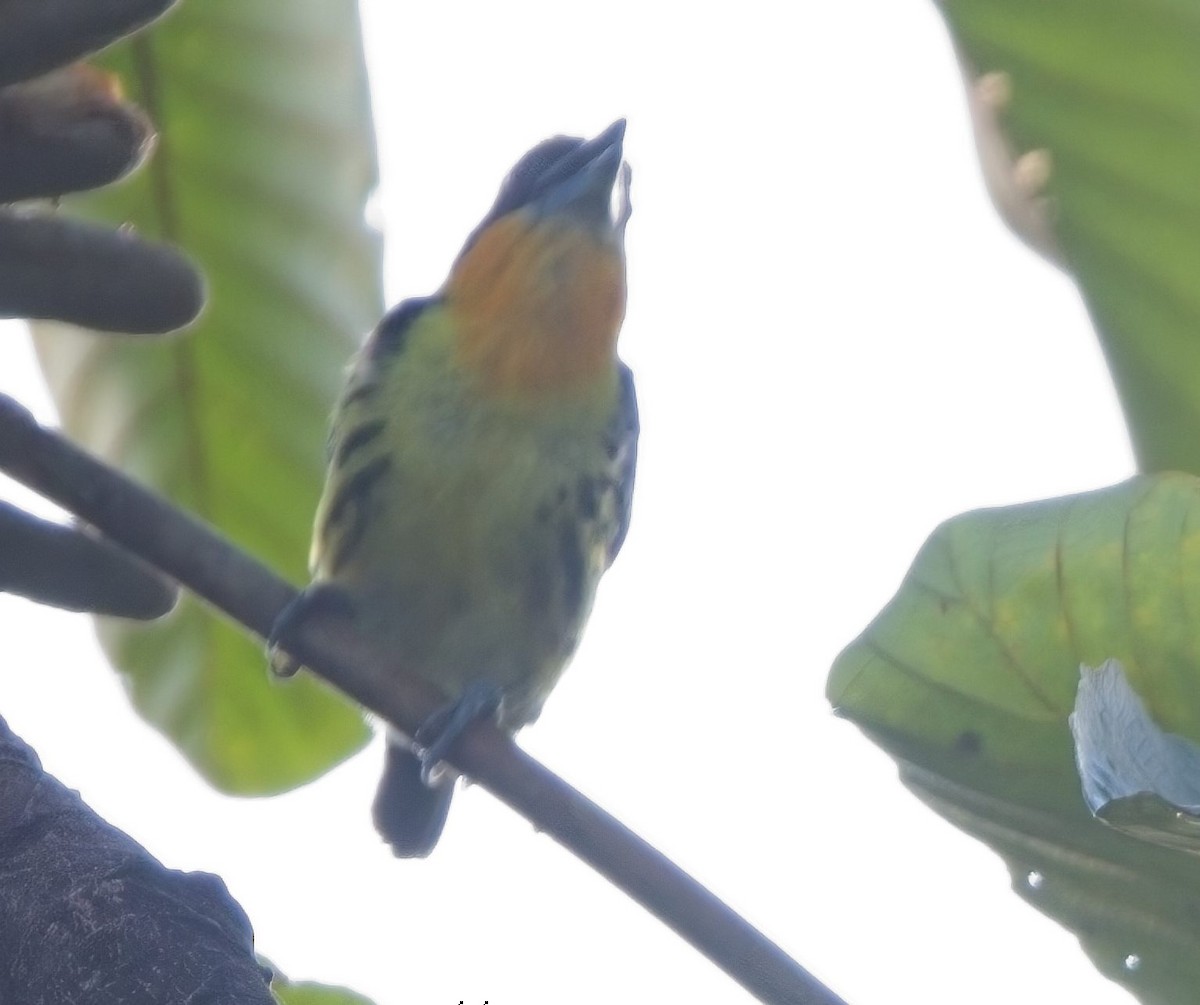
[
  {"x1": 0, "y1": 64, "x2": 156, "y2": 202},
  {"x1": 0, "y1": 0, "x2": 177, "y2": 88},
  {"x1": 0, "y1": 212, "x2": 203, "y2": 333},
  {"x1": 0, "y1": 712, "x2": 273, "y2": 1004},
  {"x1": 0, "y1": 500, "x2": 176, "y2": 617},
  {"x1": 0, "y1": 0, "x2": 204, "y2": 337},
  {"x1": 0, "y1": 393, "x2": 848, "y2": 1005}
]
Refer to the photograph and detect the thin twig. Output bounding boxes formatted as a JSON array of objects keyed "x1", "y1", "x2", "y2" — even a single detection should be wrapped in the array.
[{"x1": 0, "y1": 392, "x2": 848, "y2": 1005}]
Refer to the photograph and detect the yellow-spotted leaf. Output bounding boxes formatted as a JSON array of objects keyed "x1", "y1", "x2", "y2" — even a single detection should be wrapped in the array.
[
  {"x1": 30, "y1": 2, "x2": 382, "y2": 792},
  {"x1": 828, "y1": 474, "x2": 1200, "y2": 1004}
]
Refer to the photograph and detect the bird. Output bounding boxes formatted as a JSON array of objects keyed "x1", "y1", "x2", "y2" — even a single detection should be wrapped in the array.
[{"x1": 269, "y1": 120, "x2": 638, "y2": 857}]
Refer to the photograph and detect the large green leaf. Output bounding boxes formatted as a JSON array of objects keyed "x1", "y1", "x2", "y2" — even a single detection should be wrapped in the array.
[
  {"x1": 31, "y1": 2, "x2": 382, "y2": 792},
  {"x1": 944, "y1": 0, "x2": 1200, "y2": 473},
  {"x1": 828, "y1": 474, "x2": 1200, "y2": 1004}
]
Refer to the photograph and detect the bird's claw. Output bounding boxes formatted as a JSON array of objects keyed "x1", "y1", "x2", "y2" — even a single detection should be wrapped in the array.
[
  {"x1": 266, "y1": 583, "x2": 353, "y2": 677},
  {"x1": 415, "y1": 681, "x2": 503, "y2": 785}
]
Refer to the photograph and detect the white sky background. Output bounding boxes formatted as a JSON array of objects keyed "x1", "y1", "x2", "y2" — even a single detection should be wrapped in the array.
[{"x1": 0, "y1": 1, "x2": 1146, "y2": 1003}]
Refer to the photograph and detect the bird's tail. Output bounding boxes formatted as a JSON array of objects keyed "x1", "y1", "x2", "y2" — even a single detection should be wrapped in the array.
[{"x1": 372, "y1": 741, "x2": 454, "y2": 857}]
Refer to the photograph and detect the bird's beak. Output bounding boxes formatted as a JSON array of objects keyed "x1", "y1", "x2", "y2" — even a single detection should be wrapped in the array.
[{"x1": 532, "y1": 119, "x2": 627, "y2": 228}]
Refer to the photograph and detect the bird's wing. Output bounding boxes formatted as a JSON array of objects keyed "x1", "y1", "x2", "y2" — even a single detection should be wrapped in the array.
[{"x1": 605, "y1": 360, "x2": 639, "y2": 567}]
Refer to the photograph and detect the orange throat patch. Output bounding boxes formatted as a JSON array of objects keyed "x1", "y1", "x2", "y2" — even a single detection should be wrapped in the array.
[{"x1": 445, "y1": 213, "x2": 626, "y2": 397}]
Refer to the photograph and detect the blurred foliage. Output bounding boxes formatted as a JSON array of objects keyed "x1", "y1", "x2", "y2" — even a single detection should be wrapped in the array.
[
  {"x1": 31, "y1": 1, "x2": 384, "y2": 792},
  {"x1": 950, "y1": 0, "x2": 1200, "y2": 474},
  {"x1": 271, "y1": 969, "x2": 377, "y2": 1005}
]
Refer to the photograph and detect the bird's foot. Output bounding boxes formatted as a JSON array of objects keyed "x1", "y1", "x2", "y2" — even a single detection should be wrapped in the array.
[
  {"x1": 414, "y1": 681, "x2": 503, "y2": 785},
  {"x1": 266, "y1": 583, "x2": 354, "y2": 677}
]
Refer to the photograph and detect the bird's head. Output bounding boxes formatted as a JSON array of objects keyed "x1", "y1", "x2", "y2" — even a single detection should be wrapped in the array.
[{"x1": 443, "y1": 120, "x2": 631, "y2": 399}]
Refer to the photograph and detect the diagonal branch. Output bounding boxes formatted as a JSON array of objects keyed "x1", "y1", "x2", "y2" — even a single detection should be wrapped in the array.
[{"x1": 0, "y1": 391, "x2": 847, "y2": 1005}]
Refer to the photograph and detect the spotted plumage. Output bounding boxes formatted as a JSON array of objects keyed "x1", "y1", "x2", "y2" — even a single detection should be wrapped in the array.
[{"x1": 274, "y1": 121, "x2": 637, "y2": 857}]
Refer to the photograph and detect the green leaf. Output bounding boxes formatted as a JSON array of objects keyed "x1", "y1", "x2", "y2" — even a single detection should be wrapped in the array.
[
  {"x1": 943, "y1": 0, "x2": 1200, "y2": 473},
  {"x1": 828, "y1": 474, "x2": 1200, "y2": 1004},
  {"x1": 270, "y1": 970, "x2": 377, "y2": 1005},
  {"x1": 1098, "y1": 793, "x2": 1200, "y2": 856},
  {"x1": 30, "y1": 2, "x2": 382, "y2": 792}
]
